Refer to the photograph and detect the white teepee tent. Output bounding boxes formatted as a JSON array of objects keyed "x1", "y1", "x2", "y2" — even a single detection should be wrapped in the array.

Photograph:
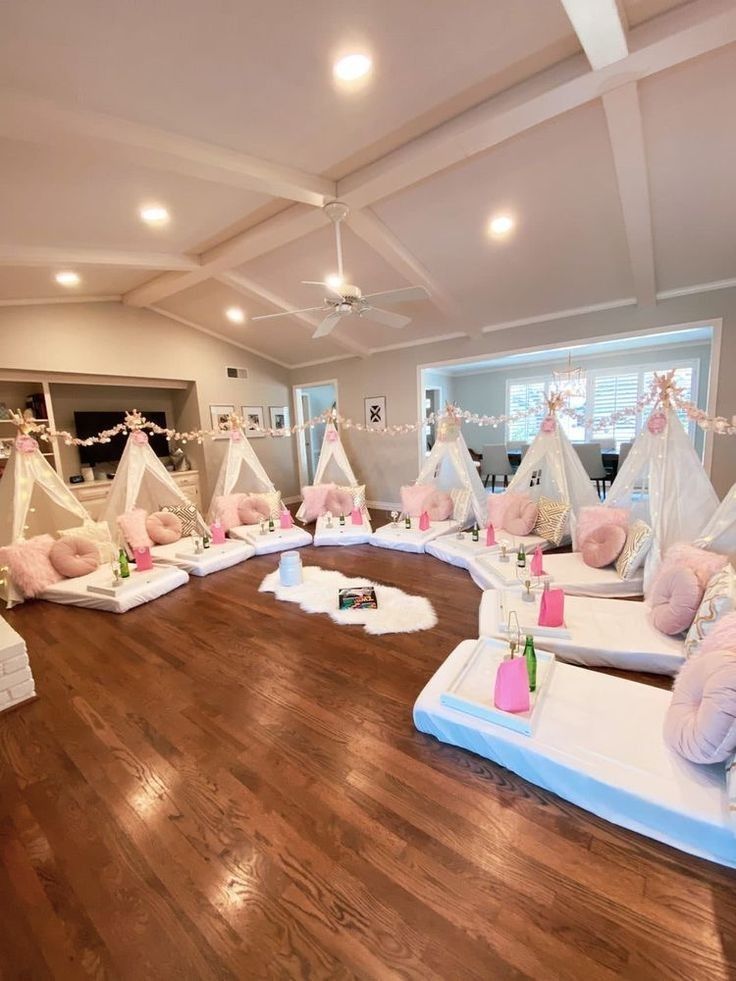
[
  {"x1": 695, "y1": 482, "x2": 736, "y2": 561},
  {"x1": 207, "y1": 426, "x2": 276, "y2": 520},
  {"x1": 415, "y1": 411, "x2": 487, "y2": 526},
  {"x1": 296, "y1": 421, "x2": 363, "y2": 520},
  {"x1": 606, "y1": 406, "x2": 718, "y2": 584},
  {"x1": 0, "y1": 434, "x2": 92, "y2": 607}
]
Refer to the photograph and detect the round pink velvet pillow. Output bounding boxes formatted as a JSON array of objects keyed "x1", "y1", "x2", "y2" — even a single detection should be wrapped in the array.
[
  {"x1": 146, "y1": 510, "x2": 183, "y2": 545},
  {"x1": 49, "y1": 536, "x2": 100, "y2": 579},
  {"x1": 663, "y1": 650, "x2": 736, "y2": 763},
  {"x1": 324, "y1": 488, "x2": 354, "y2": 516},
  {"x1": 649, "y1": 566, "x2": 704, "y2": 636},
  {"x1": 424, "y1": 489, "x2": 453, "y2": 522},
  {"x1": 237, "y1": 495, "x2": 272, "y2": 525},
  {"x1": 503, "y1": 496, "x2": 538, "y2": 536},
  {"x1": 581, "y1": 524, "x2": 626, "y2": 569}
]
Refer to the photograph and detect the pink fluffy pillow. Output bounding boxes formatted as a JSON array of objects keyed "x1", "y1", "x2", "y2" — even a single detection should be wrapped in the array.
[
  {"x1": 238, "y1": 495, "x2": 272, "y2": 526},
  {"x1": 649, "y1": 566, "x2": 704, "y2": 636},
  {"x1": 663, "y1": 650, "x2": 736, "y2": 763},
  {"x1": 503, "y1": 495, "x2": 538, "y2": 536},
  {"x1": 660, "y1": 543, "x2": 728, "y2": 591},
  {"x1": 117, "y1": 508, "x2": 153, "y2": 550},
  {"x1": 487, "y1": 491, "x2": 513, "y2": 529},
  {"x1": 400, "y1": 484, "x2": 434, "y2": 518},
  {"x1": 424, "y1": 489, "x2": 453, "y2": 522},
  {"x1": 576, "y1": 506, "x2": 629, "y2": 548},
  {"x1": 0, "y1": 535, "x2": 63, "y2": 597},
  {"x1": 212, "y1": 493, "x2": 245, "y2": 532},
  {"x1": 300, "y1": 484, "x2": 335, "y2": 521},
  {"x1": 700, "y1": 614, "x2": 736, "y2": 656},
  {"x1": 146, "y1": 510, "x2": 183, "y2": 545},
  {"x1": 49, "y1": 536, "x2": 99, "y2": 578},
  {"x1": 324, "y1": 487, "x2": 354, "y2": 516},
  {"x1": 581, "y1": 524, "x2": 626, "y2": 569}
]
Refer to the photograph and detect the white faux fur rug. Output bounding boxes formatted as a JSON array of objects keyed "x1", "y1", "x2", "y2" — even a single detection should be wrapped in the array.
[{"x1": 259, "y1": 566, "x2": 437, "y2": 635}]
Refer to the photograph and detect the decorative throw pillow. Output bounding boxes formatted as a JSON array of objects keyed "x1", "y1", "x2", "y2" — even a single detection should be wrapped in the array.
[
  {"x1": 685, "y1": 566, "x2": 736, "y2": 658},
  {"x1": 700, "y1": 613, "x2": 736, "y2": 657},
  {"x1": 487, "y1": 491, "x2": 525, "y2": 530},
  {"x1": 324, "y1": 487, "x2": 354, "y2": 517},
  {"x1": 146, "y1": 510, "x2": 183, "y2": 545},
  {"x1": 533, "y1": 497, "x2": 570, "y2": 546},
  {"x1": 663, "y1": 650, "x2": 736, "y2": 763},
  {"x1": 250, "y1": 490, "x2": 282, "y2": 520},
  {"x1": 615, "y1": 520, "x2": 653, "y2": 580},
  {"x1": 648, "y1": 566, "x2": 704, "y2": 636},
  {"x1": 575, "y1": 506, "x2": 629, "y2": 548},
  {"x1": 58, "y1": 521, "x2": 116, "y2": 563},
  {"x1": 0, "y1": 535, "x2": 62, "y2": 598},
  {"x1": 400, "y1": 483, "x2": 434, "y2": 517},
  {"x1": 504, "y1": 495, "x2": 538, "y2": 537},
  {"x1": 424, "y1": 489, "x2": 453, "y2": 522},
  {"x1": 117, "y1": 508, "x2": 153, "y2": 550},
  {"x1": 449, "y1": 487, "x2": 472, "y2": 524},
  {"x1": 237, "y1": 495, "x2": 272, "y2": 525},
  {"x1": 212, "y1": 493, "x2": 246, "y2": 532},
  {"x1": 300, "y1": 484, "x2": 335, "y2": 521},
  {"x1": 162, "y1": 503, "x2": 200, "y2": 537},
  {"x1": 581, "y1": 524, "x2": 626, "y2": 569},
  {"x1": 49, "y1": 536, "x2": 100, "y2": 579},
  {"x1": 337, "y1": 483, "x2": 366, "y2": 511},
  {"x1": 658, "y1": 542, "x2": 728, "y2": 591}
]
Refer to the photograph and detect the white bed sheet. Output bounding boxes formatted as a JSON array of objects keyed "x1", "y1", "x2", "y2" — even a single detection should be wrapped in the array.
[
  {"x1": 39, "y1": 565, "x2": 189, "y2": 613},
  {"x1": 469, "y1": 550, "x2": 643, "y2": 597},
  {"x1": 414, "y1": 640, "x2": 736, "y2": 868},
  {"x1": 479, "y1": 590, "x2": 685, "y2": 675},
  {"x1": 313, "y1": 514, "x2": 372, "y2": 546},
  {"x1": 151, "y1": 539, "x2": 254, "y2": 576},
  {"x1": 229, "y1": 524, "x2": 313, "y2": 555},
  {"x1": 426, "y1": 532, "x2": 548, "y2": 571},
  {"x1": 370, "y1": 519, "x2": 461, "y2": 554}
]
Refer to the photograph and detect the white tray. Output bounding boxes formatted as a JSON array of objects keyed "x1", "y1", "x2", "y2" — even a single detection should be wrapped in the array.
[
  {"x1": 475, "y1": 552, "x2": 551, "y2": 587},
  {"x1": 87, "y1": 568, "x2": 170, "y2": 596},
  {"x1": 497, "y1": 590, "x2": 571, "y2": 639},
  {"x1": 440, "y1": 637, "x2": 555, "y2": 736},
  {"x1": 174, "y1": 542, "x2": 239, "y2": 561}
]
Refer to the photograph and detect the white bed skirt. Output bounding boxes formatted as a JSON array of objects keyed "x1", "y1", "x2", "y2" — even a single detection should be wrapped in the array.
[
  {"x1": 426, "y1": 532, "x2": 549, "y2": 571},
  {"x1": 478, "y1": 590, "x2": 685, "y2": 675},
  {"x1": 151, "y1": 539, "x2": 254, "y2": 576},
  {"x1": 230, "y1": 524, "x2": 313, "y2": 555},
  {"x1": 313, "y1": 514, "x2": 372, "y2": 546},
  {"x1": 469, "y1": 550, "x2": 643, "y2": 597},
  {"x1": 39, "y1": 565, "x2": 189, "y2": 613},
  {"x1": 370, "y1": 519, "x2": 461, "y2": 554},
  {"x1": 414, "y1": 640, "x2": 736, "y2": 868}
]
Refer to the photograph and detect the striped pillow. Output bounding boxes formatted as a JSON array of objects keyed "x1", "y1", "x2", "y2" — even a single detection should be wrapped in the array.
[
  {"x1": 615, "y1": 519, "x2": 652, "y2": 580},
  {"x1": 685, "y1": 566, "x2": 736, "y2": 658},
  {"x1": 533, "y1": 497, "x2": 570, "y2": 546}
]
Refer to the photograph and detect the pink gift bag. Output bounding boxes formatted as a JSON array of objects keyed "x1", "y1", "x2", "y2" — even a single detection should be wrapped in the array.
[
  {"x1": 210, "y1": 521, "x2": 226, "y2": 544},
  {"x1": 133, "y1": 546, "x2": 153, "y2": 571},
  {"x1": 494, "y1": 657, "x2": 530, "y2": 713},
  {"x1": 419, "y1": 510, "x2": 430, "y2": 531},
  {"x1": 351, "y1": 507, "x2": 363, "y2": 526},
  {"x1": 486, "y1": 523, "x2": 496, "y2": 546},
  {"x1": 279, "y1": 509, "x2": 293, "y2": 530},
  {"x1": 530, "y1": 545, "x2": 545, "y2": 577},
  {"x1": 539, "y1": 588, "x2": 565, "y2": 628}
]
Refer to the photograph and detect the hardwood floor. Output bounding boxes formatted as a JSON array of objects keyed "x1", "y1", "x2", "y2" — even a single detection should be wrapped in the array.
[{"x1": 1, "y1": 525, "x2": 735, "y2": 979}]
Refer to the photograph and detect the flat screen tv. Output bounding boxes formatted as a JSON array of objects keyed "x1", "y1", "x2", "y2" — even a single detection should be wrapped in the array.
[{"x1": 74, "y1": 411, "x2": 170, "y2": 466}]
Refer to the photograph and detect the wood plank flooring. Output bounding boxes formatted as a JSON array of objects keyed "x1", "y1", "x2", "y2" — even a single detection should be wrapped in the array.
[{"x1": 1, "y1": 525, "x2": 735, "y2": 979}]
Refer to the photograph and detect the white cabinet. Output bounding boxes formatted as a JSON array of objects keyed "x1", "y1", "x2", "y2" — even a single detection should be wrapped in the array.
[{"x1": 69, "y1": 470, "x2": 201, "y2": 520}]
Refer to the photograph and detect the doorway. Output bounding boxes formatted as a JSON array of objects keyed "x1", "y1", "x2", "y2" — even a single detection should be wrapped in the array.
[
  {"x1": 293, "y1": 380, "x2": 338, "y2": 486},
  {"x1": 424, "y1": 386, "x2": 442, "y2": 453}
]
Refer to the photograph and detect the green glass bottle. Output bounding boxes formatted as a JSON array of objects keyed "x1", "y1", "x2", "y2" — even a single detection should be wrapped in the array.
[
  {"x1": 405, "y1": 514, "x2": 411, "y2": 529},
  {"x1": 268, "y1": 517, "x2": 275, "y2": 533},
  {"x1": 472, "y1": 523, "x2": 479, "y2": 542},
  {"x1": 339, "y1": 513, "x2": 345, "y2": 526},
  {"x1": 516, "y1": 544, "x2": 526, "y2": 569},
  {"x1": 203, "y1": 529, "x2": 211, "y2": 549},
  {"x1": 523, "y1": 634, "x2": 537, "y2": 692},
  {"x1": 118, "y1": 547, "x2": 130, "y2": 579}
]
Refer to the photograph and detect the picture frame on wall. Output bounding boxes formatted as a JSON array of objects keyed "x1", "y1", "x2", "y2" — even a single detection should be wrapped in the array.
[
  {"x1": 210, "y1": 404, "x2": 235, "y2": 438},
  {"x1": 241, "y1": 405, "x2": 265, "y2": 438},
  {"x1": 269, "y1": 405, "x2": 290, "y2": 435},
  {"x1": 364, "y1": 395, "x2": 387, "y2": 431}
]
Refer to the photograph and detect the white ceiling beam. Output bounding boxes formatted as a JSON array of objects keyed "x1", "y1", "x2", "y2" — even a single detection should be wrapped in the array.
[
  {"x1": 601, "y1": 83, "x2": 657, "y2": 305},
  {"x1": 0, "y1": 294, "x2": 121, "y2": 307},
  {"x1": 217, "y1": 271, "x2": 368, "y2": 358},
  {"x1": 559, "y1": 0, "x2": 628, "y2": 70},
  {"x1": 0, "y1": 89, "x2": 335, "y2": 208},
  {"x1": 0, "y1": 245, "x2": 199, "y2": 271}
]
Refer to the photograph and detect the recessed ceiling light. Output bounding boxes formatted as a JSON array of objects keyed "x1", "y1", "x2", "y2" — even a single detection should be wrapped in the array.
[
  {"x1": 139, "y1": 204, "x2": 170, "y2": 225},
  {"x1": 325, "y1": 273, "x2": 343, "y2": 290},
  {"x1": 55, "y1": 271, "x2": 80, "y2": 287},
  {"x1": 333, "y1": 53, "x2": 372, "y2": 82},
  {"x1": 488, "y1": 214, "x2": 515, "y2": 238},
  {"x1": 225, "y1": 306, "x2": 245, "y2": 324}
]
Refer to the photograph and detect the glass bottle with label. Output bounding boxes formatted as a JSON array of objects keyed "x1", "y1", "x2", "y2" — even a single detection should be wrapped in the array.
[
  {"x1": 118, "y1": 547, "x2": 130, "y2": 579},
  {"x1": 472, "y1": 523, "x2": 479, "y2": 542},
  {"x1": 523, "y1": 634, "x2": 537, "y2": 692}
]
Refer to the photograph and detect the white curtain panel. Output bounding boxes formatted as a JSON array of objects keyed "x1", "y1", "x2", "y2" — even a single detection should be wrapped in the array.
[
  {"x1": 415, "y1": 430, "x2": 487, "y2": 526},
  {"x1": 207, "y1": 427, "x2": 276, "y2": 519}
]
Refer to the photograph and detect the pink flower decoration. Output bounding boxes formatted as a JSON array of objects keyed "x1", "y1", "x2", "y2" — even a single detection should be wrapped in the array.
[
  {"x1": 647, "y1": 411, "x2": 667, "y2": 435},
  {"x1": 541, "y1": 416, "x2": 556, "y2": 433},
  {"x1": 229, "y1": 429, "x2": 242, "y2": 442},
  {"x1": 15, "y1": 435, "x2": 38, "y2": 454},
  {"x1": 326, "y1": 427, "x2": 339, "y2": 443},
  {"x1": 132, "y1": 430, "x2": 149, "y2": 445}
]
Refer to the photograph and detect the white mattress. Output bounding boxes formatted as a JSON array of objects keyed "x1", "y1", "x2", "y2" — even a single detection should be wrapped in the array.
[
  {"x1": 313, "y1": 514, "x2": 372, "y2": 546},
  {"x1": 426, "y1": 532, "x2": 548, "y2": 571},
  {"x1": 39, "y1": 565, "x2": 189, "y2": 613},
  {"x1": 229, "y1": 523, "x2": 313, "y2": 555},
  {"x1": 469, "y1": 550, "x2": 643, "y2": 597},
  {"x1": 370, "y1": 519, "x2": 461, "y2": 554},
  {"x1": 151, "y1": 539, "x2": 254, "y2": 576},
  {"x1": 479, "y1": 590, "x2": 685, "y2": 675},
  {"x1": 414, "y1": 640, "x2": 736, "y2": 868}
]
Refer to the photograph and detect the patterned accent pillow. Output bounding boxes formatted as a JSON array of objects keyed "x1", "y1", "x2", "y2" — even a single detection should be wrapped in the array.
[
  {"x1": 162, "y1": 503, "x2": 200, "y2": 536},
  {"x1": 533, "y1": 497, "x2": 570, "y2": 546},
  {"x1": 337, "y1": 484, "x2": 366, "y2": 512},
  {"x1": 727, "y1": 753, "x2": 736, "y2": 832},
  {"x1": 58, "y1": 521, "x2": 116, "y2": 563},
  {"x1": 450, "y1": 487, "x2": 471, "y2": 524},
  {"x1": 685, "y1": 566, "x2": 736, "y2": 658},
  {"x1": 250, "y1": 490, "x2": 282, "y2": 520},
  {"x1": 615, "y1": 519, "x2": 653, "y2": 580}
]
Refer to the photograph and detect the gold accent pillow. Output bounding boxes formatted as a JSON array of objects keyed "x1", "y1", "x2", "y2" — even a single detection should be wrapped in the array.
[
  {"x1": 615, "y1": 519, "x2": 652, "y2": 580},
  {"x1": 337, "y1": 484, "x2": 366, "y2": 511},
  {"x1": 450, "y1": 487, "x2": 472, "y2": 523},
  {"x1": 162, "y1": 503, "x2": 200, "y2": 536},
  {"x1": 251, "y1": 490, "x2": 283, "y2": 520},
  {"x1": 684, "y1": 566, "x2": 736, "y2": 658},
  {"x1": 533, "y1": 497, "x2": 570, "y2": 546}
]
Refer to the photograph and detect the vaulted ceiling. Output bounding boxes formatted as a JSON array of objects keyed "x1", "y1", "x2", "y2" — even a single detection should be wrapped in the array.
[{"x1": 1, "y1": 0, "x2": 734, "y2": 367}]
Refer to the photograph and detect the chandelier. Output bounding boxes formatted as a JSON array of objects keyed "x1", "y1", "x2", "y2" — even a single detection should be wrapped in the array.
[{"x1": 552, "y1": 352, "x2": 586, "y2": 397}]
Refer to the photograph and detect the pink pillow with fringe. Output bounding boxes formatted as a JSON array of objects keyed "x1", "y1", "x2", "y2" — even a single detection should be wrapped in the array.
[
  {"x1": 49, "y1": 536, "x2": 99, "y2": 578},
  {"x1": 212, "y1": 493, "x2": 245, "y2": 532},
  {"x1": 300, "y1": 484, "x2": 335, "y2": 521},
  {"x1": 503, "y1": 495, "x2": 538, "y2": 536},
  {"x1": 649, "y1": 566, "x2": 704, "y2": 635},
  {"x1": 424, "y1": 489, "x2": 453, "y2": 522},
  {"x1": 664, "y1": 650, "x2": 736, "y2": 763},
  {"x1": 581, "y1": 524, "x2": 626, "y2": 569},
  {"x1": 146, "y1": 510, "x2": 183, "y2": 545},
  {"x1": 576, "y1": 506, "x2": 629, "y2": 548},
  {"x1": 400, "y1": 484, "x2": 433, "y2": 518},
  {"x1": 0, "y1": 535, "x2": 62, "y2": 597},
  {"x1": 117, "y1": 508, "x2": 153, "y2": 549},
  {"x1": 659, "y1": 543, "x2": 728, "y2": 591},
  {"x1": 700, "y1": 614, "x2": 736, "y2": 656},
  {"x1": 238, "y1": 495, "x2": 272, "y2": 526},
  {"x1": 324, "y1": 487, "x2": 354, "y2": 516}
]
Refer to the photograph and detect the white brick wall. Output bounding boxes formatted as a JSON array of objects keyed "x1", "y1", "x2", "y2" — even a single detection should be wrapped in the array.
[{"x1": 0, "y1": 616, "x2": 35, "y2": 713}]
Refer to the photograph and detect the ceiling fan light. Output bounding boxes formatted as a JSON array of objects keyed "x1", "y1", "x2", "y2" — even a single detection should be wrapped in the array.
[
  {"x1": 333, "y1": 53, "x2": 372, "y2": 82},
  {"x1": 325, "y1": 274, "x2": 343, "y2": 290}
]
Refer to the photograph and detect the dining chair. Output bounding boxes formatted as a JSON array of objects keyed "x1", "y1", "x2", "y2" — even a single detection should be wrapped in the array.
[
  {"x1": 481, "y1": 444, "x2": 514, "y2": 492},
  {"x1": 573, "y1": 442, "x2": 608, "y2": 499}
]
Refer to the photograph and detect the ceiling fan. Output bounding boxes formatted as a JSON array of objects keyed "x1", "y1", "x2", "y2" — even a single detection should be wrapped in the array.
[{"x1": 251, "y1": 201, "x2": 429, "y2": 338}]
